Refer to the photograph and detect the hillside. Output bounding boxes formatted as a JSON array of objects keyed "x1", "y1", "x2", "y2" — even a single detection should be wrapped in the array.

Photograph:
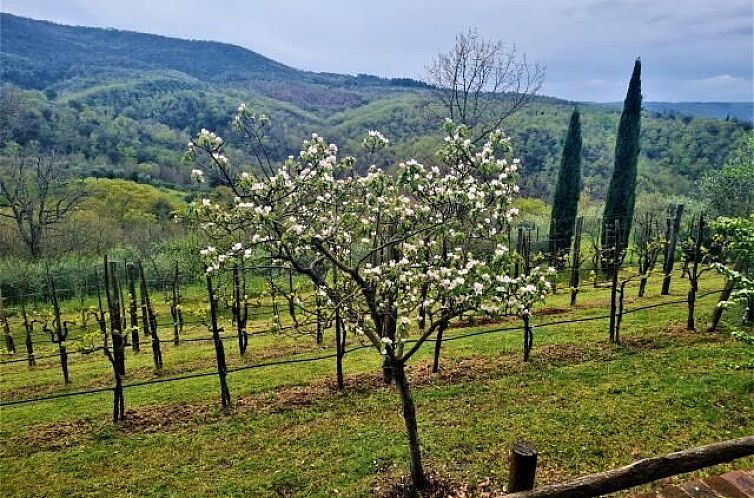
[
  {"x1": 1, "y1": 13, "x2": 751, "y2": 200},
  {"x1": 643, "y1": 101, "x2": 753, "y2": 123},
  {"x1": 601, "y1": 101, "x2": 753, "y2": 124}
]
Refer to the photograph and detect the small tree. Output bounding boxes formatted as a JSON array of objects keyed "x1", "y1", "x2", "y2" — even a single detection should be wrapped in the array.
[
  {"x1": 548, "y1": 108, "x2": 582, "y2": 261},
  {"x1": 425, "y1": 28, "x2": 545, "y2": 143},
  {"x1": 188, "y1": 107, "x2": 553, "y2": 490},
  {"x1": 602, "y1": 58, "x2": 641, "y2": 256}
]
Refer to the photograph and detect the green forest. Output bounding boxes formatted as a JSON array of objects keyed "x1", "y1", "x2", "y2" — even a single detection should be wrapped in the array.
[{"x1": 1, "y1": 13, "x2": 750, "y2": 200}]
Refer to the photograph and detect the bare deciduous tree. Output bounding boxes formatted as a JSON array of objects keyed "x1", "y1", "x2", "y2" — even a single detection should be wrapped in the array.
[
  {"x1": 0, "y1": 85, "x2": 24, "y2": 146},
  {"x1": 425, "y1": 28, "x2": 545, "y2": 142},
  {"x1": 0, "y1": 155, "x2": 86, "y2": 258}
]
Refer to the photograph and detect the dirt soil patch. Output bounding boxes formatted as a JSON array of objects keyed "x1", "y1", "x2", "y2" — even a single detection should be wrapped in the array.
[{"x1": 8, "y1": 330, "x2": 707, "y2": 456}]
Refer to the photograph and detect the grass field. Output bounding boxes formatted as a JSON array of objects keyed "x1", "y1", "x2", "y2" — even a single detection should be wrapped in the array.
[{"x1": 1, "y1": 272, "x2": 752, "y2": 497}]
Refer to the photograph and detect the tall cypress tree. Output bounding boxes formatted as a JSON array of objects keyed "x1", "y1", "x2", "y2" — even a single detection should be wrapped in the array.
[
  {"x1": 602, "y1": 58, "x2": 642, "y2": 251},
  {"x1": 548, "y1": 108, "x2": 582, "y2": 259}
]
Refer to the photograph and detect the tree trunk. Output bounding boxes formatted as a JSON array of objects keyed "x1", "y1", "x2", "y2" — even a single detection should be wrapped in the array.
[{"x1": 393, "y1": 361, "x2": 428, "y2": 491}]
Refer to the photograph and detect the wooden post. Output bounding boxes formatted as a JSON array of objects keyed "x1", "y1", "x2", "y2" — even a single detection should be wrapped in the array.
[
  {"x1": 138, "y1": 261, "x2": 162, "y2": 370},
  {"x1": 20, "y1": 300, "x2": 35, "y2": 366},
  {"x1": 0, "y1": 289, "x2": 15, "y2": 354},
  {"x1": 125, "y1": 263, "x2": 140, "y2": 352},
  {"x1": 570, "y1": 216, "x2": 583, "y2": 307},
  {"x1": 207, "y1": 275, "x2": 231, "y2": 407},
  {"x1": 46, "y1": 266, "x2": 69, "y2": 384},
  {"x1": 315, "y1": 293, "x2": 323, "y2": 345},
  {"x1": 609, "y1": 219, "x2": 621, "y2": 343},
  {"x1": 170, "y1": 263, "x2": 183, "y2": 346},
  {"x1": 287, "y1": 269, "x2": 298, "y2": 329},
  {"x1": 104, "y1": 258, "x2": 126, "y2": 421},
  {"x1": 232, "y1": 265, "x2": 248, "y2": 355},
  {"x1": 687, "y1": 215, "x2": 704, "y2": 331},
  {"x1": 522, "y1": 314, "x2": 534, "y2": 362},
  {"x1": 508, "y1": 441, "x2": 538, "y2": 492},
  {"x1": 504, "y1": 436, "x2": 753, "y2": 498},
  {"x1": 524, "y1": 229, "x2": 532, "y2": 275},
  {"x1": 661, "y1": 204, "x2": 684, "y2": 295},
  {"x1": 515, "y1": 227, "x2": 524, "y2": 278}
]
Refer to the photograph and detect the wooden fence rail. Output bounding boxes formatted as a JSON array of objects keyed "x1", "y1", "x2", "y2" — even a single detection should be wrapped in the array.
[{"x1": 506, "y1": 436, "x2": 754, "y2": 498}]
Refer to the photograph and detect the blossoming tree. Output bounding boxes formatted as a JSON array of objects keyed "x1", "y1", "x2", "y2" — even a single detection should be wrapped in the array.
[{"x1": 187, "y1": 106, "x2": 553, "y2": 490}]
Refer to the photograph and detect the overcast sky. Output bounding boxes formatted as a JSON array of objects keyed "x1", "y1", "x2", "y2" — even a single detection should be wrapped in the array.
[{"x1": 2, "y1": 0, "x2": 752, "y2": 102}]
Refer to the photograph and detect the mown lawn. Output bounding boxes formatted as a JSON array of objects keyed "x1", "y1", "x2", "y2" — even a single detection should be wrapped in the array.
[{"x1": 1, "y1": 273, "x2": 752, "y2": 497}]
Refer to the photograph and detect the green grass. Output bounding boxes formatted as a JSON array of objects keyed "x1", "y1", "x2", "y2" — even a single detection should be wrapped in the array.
[{"x1": 1, "y1": 272, "x2": 752, "y2": 497}]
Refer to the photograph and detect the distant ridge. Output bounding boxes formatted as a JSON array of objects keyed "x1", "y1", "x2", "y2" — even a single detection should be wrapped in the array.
[
  {"x1": 600, "y1": 100, "x2": 753, "y2": 123},
  {"x1": 0, "y1": 13, "x2": 427, "y2": 90},
  {"x1": 643, "y1": 101, "x2": 754, "y2": 124}
]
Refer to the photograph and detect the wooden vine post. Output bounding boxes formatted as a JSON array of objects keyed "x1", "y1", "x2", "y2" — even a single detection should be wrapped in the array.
[
  {"x1": 524, "y1": 229, "x2": 532, "y2": 275},
  {"x1": 431, "y1": 239, "x2": 450, "y2": 373},
  {"x1": 104, "y1": 258, "x2": 126, "y2": 422},
  {"x1": 206, "y1": 275, "x2": 231, "y2": 407},
  {"x1": 125, "y1": 263, "x2": 140, "y2": 352},
  {"x1": 20, "y1": 299, "x2": 35, "y2": 366},
  {"x1": 609, "y1": 219, "x2": 621, "y2": 343},
  {"x1": 333, "y1": 266, "x2": 345, "y2": 391},
  {"x1": 515, "y1": 227, "x2": 524, "y2": 278},
  {"x1": 94, "y1": 270, "x2": 109, "y2": 345},
  {"x1": 232, "y1": 265, "x2": 248, "y2": 355},
  {"x1": 522, "y1": 313, "x2": 534, "y2": 362},
  {"x1": 315, "y1": 293, "x2": 323, "y2": 345},
  {"x1": 0, "y1": 289, "x2": 15, "y2": 354},
  {"x1": 508, "y1": 441, "x2": 538, "y2": 492},
  {"x1": 170, "y1": 264, "x2": 183, "y2": 346},
  {"x1": 46, "y1": 267, "x2": 69, "y2": 384},
  {"x1": 686, "y1": 215, "x2": 705, "y2": 331},
  {"x1": 137, "y1": 261, "x2": 162, "y2": 370},
  {"x1": 661, "y1": 203, "x2": 684, "y2": 295},
  {"x1": 286, "y1": 269, "x2": 299, "y2": 329},
  {"x1": 569, "y1": 216, "x2": 583, "y2": 307},
  {"x1": 635, "y1": 214, "x2": 663, "y2": 298}
]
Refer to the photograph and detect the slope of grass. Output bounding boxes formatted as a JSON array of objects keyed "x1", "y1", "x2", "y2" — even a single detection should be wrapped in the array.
[{"x1": 0, "y1": 273, "x2": 752, "y2": 497}]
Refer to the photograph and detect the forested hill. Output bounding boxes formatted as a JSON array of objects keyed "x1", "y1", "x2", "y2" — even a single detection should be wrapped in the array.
[
  {"x1": 1, "y1": 13, "x2": 751, "y2": 200},
  {"x1": 0, "y1": 13, "x2": 428, "y2": 91}
]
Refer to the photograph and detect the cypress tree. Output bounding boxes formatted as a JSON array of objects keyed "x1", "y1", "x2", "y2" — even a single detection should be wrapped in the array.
[
  {"x1": 548, "y1": 108, "x2": 582, "y2": 260},
  {"x1": 602, "y1": 58, "x2": 642, "y2": 251}
]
